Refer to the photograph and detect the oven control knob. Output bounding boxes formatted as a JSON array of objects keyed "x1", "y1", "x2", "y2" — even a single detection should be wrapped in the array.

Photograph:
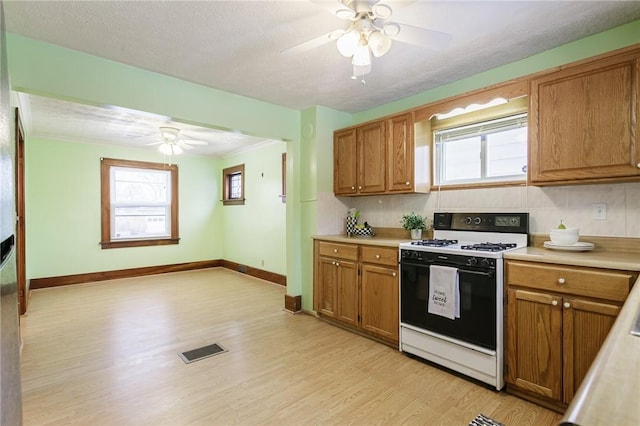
[
  {"x1": 480, "y1": 258, "x2": 491, "y2": 267},
  {"x1": 474, "y1": 216, "x2": 482, "y2": 225},
  {"x1": 467, "y1": 257, "x2": 478, "y2": 266},
  {"x1": 465, "y1": 216, "x2": 472, "y2": 224}
]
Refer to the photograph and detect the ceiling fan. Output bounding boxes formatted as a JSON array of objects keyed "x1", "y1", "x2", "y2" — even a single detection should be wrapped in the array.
[
  {"x1": 147, "y1": 126, "x2": 208, "y2": 155},
  {"x1": 283, "y1": 0, "x2": 452, "y2": 81}
]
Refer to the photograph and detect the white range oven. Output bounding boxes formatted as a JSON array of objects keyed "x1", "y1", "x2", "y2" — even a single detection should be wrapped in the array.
[{"x1": 399, "y1": 212, "x2": 529, "y2": 390}]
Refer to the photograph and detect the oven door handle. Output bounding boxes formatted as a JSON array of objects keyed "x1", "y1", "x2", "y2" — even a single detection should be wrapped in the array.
[{"x1": 457, "y1": 268, "x2": 495, "y2": 278}]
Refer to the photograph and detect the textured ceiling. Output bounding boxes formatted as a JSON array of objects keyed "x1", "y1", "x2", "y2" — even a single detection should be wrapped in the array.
[{"x1": 5, "y1": 0, "x2": 640, "y2": 156}]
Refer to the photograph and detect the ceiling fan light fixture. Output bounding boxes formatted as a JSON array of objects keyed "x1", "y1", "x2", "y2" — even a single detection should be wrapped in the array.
[
  {"x1": 352, "y1": 42, "x2": 371, "y2": 67},
  {"x1": 352, "y1": 62, "x2": 371, "y2": 78},
  {"x1": 382, "y1": 22, "x2": 400, "y2": 37},
  {"x1": 371, "y1": 3, "x2": 392, "y2": 19},
  {"x1": 159, "y1": 142, "x2": 183, "y2": 156},
  {"x1": 336, "y1": 29, "x2": 360, "y2": 57},
  {"x1": 336, "y1": 8, "x2": 356, "y2": 19},
  {"x1": 368, "y1": 31, "x2": 391, "y2": 57},
  {"x1": 160, "y1": 126, "x2": 180, "y2": 142}
]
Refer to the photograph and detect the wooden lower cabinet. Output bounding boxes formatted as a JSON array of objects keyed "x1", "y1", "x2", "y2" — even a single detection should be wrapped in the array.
[
  {"x1": 314, "y1": 240, "x2": 399, "y2": 346},
  {"x1": 316, "y1": 256, "x2": 358, "y2": 326},
  {"x1": 505, "y1": 260, "x2": 635, "y2": 410},
  {"x1": 360, "y1": 263, "x2": 399, "y2": 342}
]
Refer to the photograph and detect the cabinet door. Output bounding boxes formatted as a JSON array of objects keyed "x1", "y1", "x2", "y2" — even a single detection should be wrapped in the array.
[
  {"x1": 507, "y1": 289, "x2": 563, "y2": 401},
  {"x1": 530, "y1": 51, "x2": 640, "y2": 184},
  {"x1": 360, "y1": 264, "x2": 399, "y2": 343},
  {"x1": 562, "y1": 297, "x2": 620, "y2": 403},
  {"x1": 357, "y1": 120, "x2": 386, "y2": 193},
  {"x1": 334, "y1": 128, "x2": 358, "y2": 195},
  {"x1": 316, "y1": 256, "x2": 338, "y2": 318},
  {"x1": 387, "y1": 113, "x2": 414, "y2": 192},
  {"x1": 336, "y1": 260, "x2": 359, "y2": 326}
]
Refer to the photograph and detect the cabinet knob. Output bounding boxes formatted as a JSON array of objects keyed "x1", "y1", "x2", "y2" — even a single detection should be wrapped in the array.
[
  {"x1": 405, "y1": 181, "x2": 410, "y2": 185},
  {"x1": 335, "y1": 262, "x2": 340, "y2": 267},
  {"x1": 351, "y1": 186, "x2": 355, "y2": 190},
  {"x1": 564, "y1": 302, "x2": 571, "y2": 309},
  {"x1": 334, "y1": 249, "x2": 338, "y2": 253},
  {"x1": 358, "y1": 186, "x2": 362, "y2": 190},
  {"x1": 551, "y1": 300, "x2": 558, "y2": 306},
  {"x1": 375, "y1": 254, "x2": 380, "y2": 259},
  {"x1": 392, "y1": 272, "x2": 397, "y2": 277},
  {"x1": 558, "y1": 278, "x2": 566, "y2": 284},
  {"x1": 332, "y1": 261, "x2": 336, "y2": 265},
  {"x1": 637, "y1": 163, "x2": 640, "y2": 168}
]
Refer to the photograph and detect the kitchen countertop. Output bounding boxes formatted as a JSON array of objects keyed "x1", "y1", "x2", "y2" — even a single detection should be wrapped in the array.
[
  {"x1": 560, "y1": 274, "x2": 640, "y2": 425},
  {"x1": 504, "y1": 246, "x2": 640, "y2": 271},
  {"x1": 312, "y1": 234, "x2": 410, "y2": 248}
]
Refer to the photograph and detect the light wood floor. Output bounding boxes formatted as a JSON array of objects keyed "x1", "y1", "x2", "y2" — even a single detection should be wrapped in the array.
[{"x1": 20, "y1": 268, "x2": 562, "y2": 426}]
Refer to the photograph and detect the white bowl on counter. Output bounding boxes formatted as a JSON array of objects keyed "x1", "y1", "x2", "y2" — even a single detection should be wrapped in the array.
[{"x1": 549, "y1": 227, "x2": 580, "y2": 245}]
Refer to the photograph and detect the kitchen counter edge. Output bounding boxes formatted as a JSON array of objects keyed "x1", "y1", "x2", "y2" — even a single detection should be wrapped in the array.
[
  {"x1": 312, "y1": 234, "x2": 410, "y2": 248},
  {"x1": 504, "y1": 246, "x2": 640, "y2": 271}
]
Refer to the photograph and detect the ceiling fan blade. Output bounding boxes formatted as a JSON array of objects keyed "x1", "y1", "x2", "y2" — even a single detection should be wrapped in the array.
[
  {"x1": 181, "y1": 139, "x2": 208, "y2": 145},
  {"x1": 389, "y1": 22, "x2": 452, "y2": 50},
  {"x1": 146, "y1": 141, "x2": 163, "y2": 146},
  {"x1": 281, "y1": 30, "x2": 344, "y2": 55}
]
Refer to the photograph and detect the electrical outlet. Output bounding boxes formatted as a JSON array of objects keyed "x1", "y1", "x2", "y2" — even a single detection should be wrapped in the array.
[{"x1": 592, "y1": 203, "x2": 607, "y2": 220}]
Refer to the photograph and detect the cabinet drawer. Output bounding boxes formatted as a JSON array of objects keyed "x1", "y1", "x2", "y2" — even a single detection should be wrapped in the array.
[
  {"x1": 361, "y1": 245, "x2": 398, "y2": 267},
  {"x1": 318, "y1": 242, "x2": 358, "y2": 260},
  {"x1": 506, "y1": 261, "x2": 633, "y2": 302}
]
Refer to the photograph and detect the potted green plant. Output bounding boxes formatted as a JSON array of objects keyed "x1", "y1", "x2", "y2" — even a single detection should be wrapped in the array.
[{"x1": 401, "y1": 212, "x2": 427, "y2": 240}]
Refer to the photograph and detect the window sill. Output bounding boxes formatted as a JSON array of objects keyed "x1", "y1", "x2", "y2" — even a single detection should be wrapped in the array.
[
  {"x1": 223, "y1": 199, "x2": 245, "y2": 206},
  {"x1": 100, "y1": 238, "x2": 180, "y2": 249}
]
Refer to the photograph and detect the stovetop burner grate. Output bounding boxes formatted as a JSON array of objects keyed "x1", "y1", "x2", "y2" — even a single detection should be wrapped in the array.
[
  {"x1": 460, "y1": 242, "x2": 518, "y2": 252},
  {"x1": 411, "y1": 239, "x2": 458, "y2": 247}
]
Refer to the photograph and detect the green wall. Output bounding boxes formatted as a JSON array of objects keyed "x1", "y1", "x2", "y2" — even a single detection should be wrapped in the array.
[
  {"x1": 25, "y1": 138, "x2": 222, "y2": 278},
  {"x1": 8, "y1": 33, "x2": 302, "y2": 294},
  {"x1": 220, "y1": 141, "x2": 287, "y2": 275}
]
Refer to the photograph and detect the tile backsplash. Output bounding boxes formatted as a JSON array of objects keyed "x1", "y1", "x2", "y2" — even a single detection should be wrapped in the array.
[{"x1": 317, "y1": 181, "x2": 640, "y2": 237}]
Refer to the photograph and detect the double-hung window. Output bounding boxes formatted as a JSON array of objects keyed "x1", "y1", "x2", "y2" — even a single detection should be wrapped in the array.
[
  {"x1": 434, "y1": 113, "x2": 527, "y2": 187},
  {"x1": 100, "y1": 158, "x2": 179, "y2": 249},
  {"x1": 222, "y1": 164, "x2": 245, "y2": 206}
]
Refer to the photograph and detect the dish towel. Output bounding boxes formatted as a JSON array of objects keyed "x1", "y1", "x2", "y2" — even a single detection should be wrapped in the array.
[{"x1": 428, "y1": 265, "x2": 460, "y2": 320}]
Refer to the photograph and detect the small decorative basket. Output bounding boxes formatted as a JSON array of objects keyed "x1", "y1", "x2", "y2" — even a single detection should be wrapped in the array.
[{"x1": 345, "y1": 217, "x2": 374, "y2": 237}]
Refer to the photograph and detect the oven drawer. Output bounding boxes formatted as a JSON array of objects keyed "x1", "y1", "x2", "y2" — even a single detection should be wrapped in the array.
[
  {"x1": 361, "y1": 246, "x2": 398, "y2": 267},
  {"x1": 318, "y1": 241, "x2": 358, "y2": 260},
  {"x1": 505, "y1": 261, "x2": 633, "y2": 302}
]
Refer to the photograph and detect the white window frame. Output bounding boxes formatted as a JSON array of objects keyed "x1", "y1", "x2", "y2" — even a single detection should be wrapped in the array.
[{"x1": 433, "y1": 113, "x2": 528, "y2": 187}]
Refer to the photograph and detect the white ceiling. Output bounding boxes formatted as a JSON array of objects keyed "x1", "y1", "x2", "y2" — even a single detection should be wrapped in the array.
[{"x1": 5, "y1": 0, "x2": 640, "y2": 156}]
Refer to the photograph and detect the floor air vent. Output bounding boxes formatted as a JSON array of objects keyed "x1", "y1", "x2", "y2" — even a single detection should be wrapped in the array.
[
  {"x1": 469, "y1": 414, "x2": 504, "y2": 426},
  {"x1": 179, "y1": 343, "x2": 227, "y2": 364}
]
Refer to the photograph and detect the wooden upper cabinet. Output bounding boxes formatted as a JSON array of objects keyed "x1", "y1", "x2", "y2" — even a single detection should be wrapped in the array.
[
  {"x1": 333, "y1": 113, "x2": 430, "y2": 196},
  {"x1": 333, "y1": 121, "x2": 386, "y2": 195},
  {"x1": 358, "y1": 120, "x2": 386, "y2": 194},
  {"x1": 387, "y1": 113, "x2": 414, "y2": 192},
  {"x1": 529, "y1": 49, "x2": 640, "y2": 184},
  {"x1": 334, "y1": 128, "x2": 358, "y2": 195}
]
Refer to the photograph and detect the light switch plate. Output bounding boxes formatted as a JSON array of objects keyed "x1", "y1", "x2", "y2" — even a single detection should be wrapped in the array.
[{"x1": 592, "y1": 203, "x2": 607, "y2": 220}]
